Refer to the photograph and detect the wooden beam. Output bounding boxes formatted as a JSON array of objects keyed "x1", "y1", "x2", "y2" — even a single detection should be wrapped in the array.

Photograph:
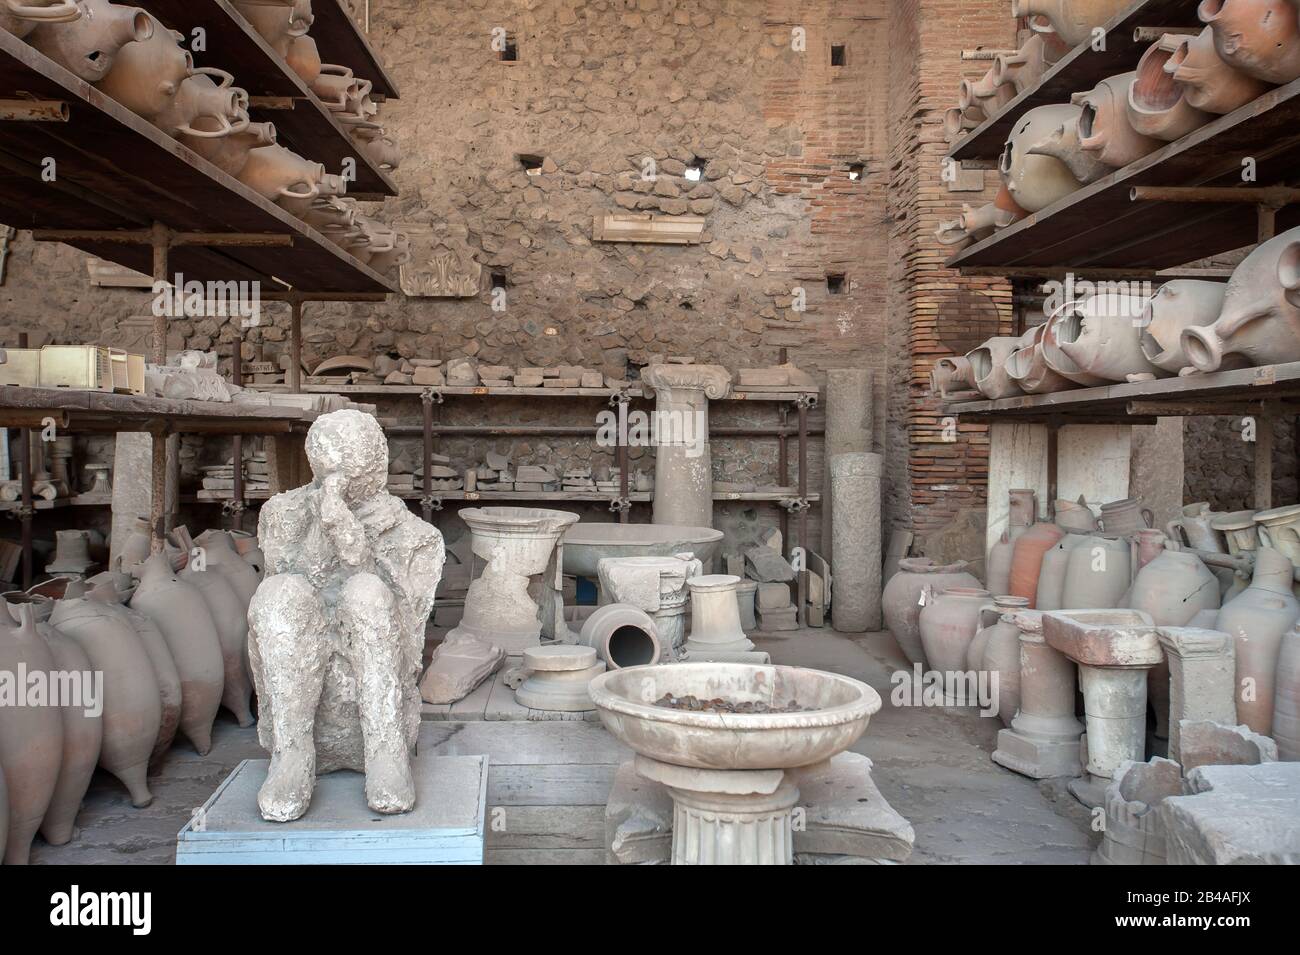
[
  {"x1": 1129, "y1": 185, "x2": 1300, "y2": 204},
  {"x1": 1255, "y1": 405, "x2": 1275, "y2": 510},
  {"x1": 0, "y1": 99, "x2": 68, "y2": 122}
]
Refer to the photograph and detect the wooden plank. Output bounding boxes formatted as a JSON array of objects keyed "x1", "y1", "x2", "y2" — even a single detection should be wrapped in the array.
[
  {"x1": 0, "y1": 30, "x2": 394, "y2": 293},
  {"x1": 483, "y1": 806, "x2": 606, "y2": 851},
  {"x1": 310, "y1": 0, "x2": 400, "y2": 100},
  {"x1": 949, "y1": 76, "x2": 1300, "y2": 270},
  {"x1": 486, "y1": 763, "x2": 617, "y2": 807},
  {"x1": 949, "y1": 0, "x2": 1197, "y2": 161},
  {"x1": 447, "y1": 671, "x2": 494, "y2": 721},
  {"x1": 486, "y1": 848, "x2": 605, "y2": 865},
  {"x1": 483, "y1": 669, "x2": 531, "y2": 721},
  {"x1": 417, "y1": 721, "x2": 632, "y2": 766}
]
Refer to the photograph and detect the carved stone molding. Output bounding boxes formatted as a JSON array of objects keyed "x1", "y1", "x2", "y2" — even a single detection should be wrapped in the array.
[
  {"x1": 594, "y1": 213, "x2": 706, "y2": 245},
  {"x1": 397, "y1": 223, "x2": 483, "y2": 298}
]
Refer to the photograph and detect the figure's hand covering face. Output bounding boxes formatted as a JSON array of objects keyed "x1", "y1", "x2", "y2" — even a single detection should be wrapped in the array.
[{"x1": 305, "y1": 410, "x2": 390, "y2": 566}]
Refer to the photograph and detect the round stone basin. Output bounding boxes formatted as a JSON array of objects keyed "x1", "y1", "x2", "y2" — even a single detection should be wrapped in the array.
[
  {"x1": 589, "y1": 663, "x2": 881, "y2": 771},
  {"x1": 562, "y1": 522, "x2": 724, "y2": 578},
  {"x1": 460, "y1": 506, "x2": 580, "y2": 573}
]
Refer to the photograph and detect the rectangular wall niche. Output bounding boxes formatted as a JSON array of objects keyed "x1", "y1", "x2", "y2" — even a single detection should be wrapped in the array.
[{"x1": 593, "y1": 213, "x2": 706, "y2": 245}]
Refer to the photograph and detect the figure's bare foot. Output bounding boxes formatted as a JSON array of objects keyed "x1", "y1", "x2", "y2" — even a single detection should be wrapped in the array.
[
  {"x1": 365, "y1": 751, "x2": 416, "y2": 814},
  {"x1": 259, "y1": 745, "x2": 316, "y2": 822}
]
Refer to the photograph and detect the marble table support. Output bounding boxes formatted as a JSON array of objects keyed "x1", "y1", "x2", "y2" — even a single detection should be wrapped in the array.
[
  {"x1": 1156, "y1": 627, "x2": 1237, "y2": 766},
  {"x1": 683, "y1": 574, "x2": 755, "y2": 657},
  {"x1": 640, "y1": 364, "x2": 732, "y2": 528}
]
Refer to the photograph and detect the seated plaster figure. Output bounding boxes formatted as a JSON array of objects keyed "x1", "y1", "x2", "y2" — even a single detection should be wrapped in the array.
[{"x1": 248, "y1": 409, "x2": 445, "y2": 822}]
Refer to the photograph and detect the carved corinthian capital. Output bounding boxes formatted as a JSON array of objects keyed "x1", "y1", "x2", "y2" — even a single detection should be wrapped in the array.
[{"x1": 641, "y1": 364, "x2": 733, "y2": 401}]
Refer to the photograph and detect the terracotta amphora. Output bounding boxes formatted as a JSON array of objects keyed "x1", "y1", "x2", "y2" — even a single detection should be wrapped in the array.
[
  {"x1": 1009, "y1": 522, "x2": 1066, "y2": 606},
  {"x1": 1012, "y1": 0, "x2": 1130, "y2": 46},
  {"x1": 944, "y1": 104, "x2": 982, "y2": 141},
  {"x1": 1199, "y1": 0, "x2": 1300, "y2": 84},
  {"x1": 1007, "y1": 325, "x2": 1077, "y2": 393},
  {"x1": 49, "y1": 589, "x2": 158, "y2": 808},
  {"x1": 1000, "y1": 104, "x2": 1088, "y2": 213},
  {"x1": 129, "y1": 553, "x2": 224, "y2": 756},
  {"x1": 935, "y1": 193, "x2": 1025, "y2": 248},
  {"x1": 969, "y1": 595, "x2": 1031, "y2": 672},
  {"x1": 194, "y1": 528, "x2": 261, "y2": 609},
  {"x1": 1213, "y1": 509, "x2": 1260, "y2": 557},
  {"x1": 994, "y1": 31, "x2": 1071, "y2": 95},
  {"x1": 1061, "y1": 535, "x2": 1132, "y2": 609},
  {"x1": 1254, "y1": 504, "x2": 1300, "y2": 567},
  {"x1": 987, "y1": 531, "x2": 1016, "y2": 596},
  {"x1": 1138, "y1": 280, "x2": 1230, "y2": 374},
  {"x1": 285, "y1": 32, "x2": 321, "y2": 84},
  {"x1": 84, "y1": 579, "x2": 180, "y2": 764},
  {"x1": 1036, "y1": 532, "x2": 1088, "y2": 610},
  {"x1": 1041, "y1": 299, "x2": 1113, "y2": 386},
  {"x1": 278, "y1": 170, "x2": 347, "y2": 220},
  {"x1": 972, "y1": 597, "x2": 1032, "y2": 725},
  {"x1": 1273, "y1": 623, "x2": 1300, "y2": 759},
  {"x1": 1166, "y1": 501, "x2": 1225, "y2": 551},
  {"x1": 1055, "y1": 291, "x2": 1166, "y2": 382},
  {"x1": 310, "y1": 63, "x2": 370, "y2": 112},
  {"x1": 958, "y1": 63, "x2": 1017, "y2": 119},
  {"x1": 233, "y1": 0, "x2": 312, "y2": 57},
  {"x1": 174, "y1": 527, "x2": 254, "y2": 726},
  {"x1": 32, "y1": 614, "x2": 102, "y2": 847},
  {"x1": 1218, "y1": 547, "x2": 1300, "y2": 733},
  {"x1": 1182, "y1": 226, "x2": 1300, "y2": 371},
  {"x1": 1127, "y1": 35, "x2": 1213, "y2": 141},
  {"x1": 165, "y1": 68, "x2": 251, "y2": 145},
  {"x1": 1073, "y1": 72, "x2": 1164, "y2": 168},
  {"x1": 189, "y1": 120, "x2": 277, "y2": 180},
  {"x1": 968, "y1": 335, "x2": 1026, "y2": 400},
  {"x1": 0, "y1": 603, "x2": 63, "y2": 864},
  {"x1": 94, "y1": 12, "x2": 191, "y2": 121},
  {"x1": 353, "y1": 125, "x2": 400, "y2": 171},
  {"x1": 368, "y1": 230, "x2": 411, "y2": 275},
  {"x1": 1025, "y1": 113, "x2": 1113, "y2": 185},
  {"x1": 1009, "y1": 487, "x2": 1038, "y2": 531},
  {"x1": 1098, "y1": 497, "x2": 1155, "y2": 537},
  {"x1": 919, "y1": 586, "x2": 993, "y2": 679},
  {"x1": 28, "y1": 0, "x2": 152, "y2": 83},
  {"x1": 882, "y1": 558, "x2": 981, "y2": 668},
  {"x1": 1169, "y1": 27, "x2": 1273, "y2": 113},
  {"x1": 1054, "y1": 496, "x2": 1098, "y2": 533},
  {"x1": 236, "y1": 143, "x2": 324, "y2": 203},
  {"x1": 929, "y1": 355, "x2": 979, "y2": 400},
  {"x1": 0, "y1": 0, "x2": 80, "y2": 40}
]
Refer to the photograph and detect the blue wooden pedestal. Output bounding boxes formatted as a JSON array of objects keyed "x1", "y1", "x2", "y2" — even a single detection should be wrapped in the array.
[{"x1": 176, "y1": 754, "x2": 488, "y2": 865}]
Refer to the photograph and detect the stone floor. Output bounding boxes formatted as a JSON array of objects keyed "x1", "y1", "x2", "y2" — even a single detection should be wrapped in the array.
[{"x1": 29, "y1": 627, "x2": 1095, "y2": 865}]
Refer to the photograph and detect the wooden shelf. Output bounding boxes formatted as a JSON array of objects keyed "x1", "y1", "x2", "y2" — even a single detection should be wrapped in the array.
[
  {"x1": 948, "y1": 0, "x2": 1197, "y2": 162},
  {"x1": 140, "y1": 0, "x2": 397, "y2": 197},
  {"x1": 188, "y1": 489, "x2": 655, "y2": 505},
  {"x1": 713, "y1": 491, "x2": 821, "y2": 503},
  {"x1": 0, "y1": 31, "x2": 396, "y2": 293},
  {"x1": 946, "y1": 76, "x2": 1300, "y2": 272},
  {"x1": 310, "y1": 0, "x2": 399, "y2": 100},
  {"x1": 247, "y1": 384, "x2": 642, "y2": 399},
  {"x1": 944, "y1": 361, "x2": 1300, "y2": 422},
  {"x1": 0, "y1": 386, "x2": 320, "y2": 433}
]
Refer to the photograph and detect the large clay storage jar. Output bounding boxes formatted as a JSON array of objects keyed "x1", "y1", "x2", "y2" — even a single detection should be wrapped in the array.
[
  {"x1": 1126, "y1": 34, "x2": 1212, "y2": 142},
  {"x1": 882, "y1": 558, "x2": 981, "y2": 668},
  {"x1": 1072, "y1": 72, "x2": 1162, "y2": 169},
  {"x1": 28, "y1": 0, "x2": 153, "y2": 83},
  {"x1": 236, "y1": 144, "x2": 324, "y2": 203},
  {"x1": 129, "y1": 553, "x2": 224, "y2": 755},
  {"x1": 84, "y1": 580, "x2": 181, "y2": 764},
  {"x1": 1212, "y1": 510, "x2": 1259, "y2": 557},
  {"x1": 1011, "y1": 0, "x2": 1130, "y2": 46},
  {"x1": 1273, "y1": 625, "x2": 1300, "y2": 759},
  {"x1": 1097, "y1": 497, "x2": 1153, "y2": 537},
  {"x1": 0, "y1": 0, "x2": 80, "y2": 39},
  {"x1": 194, "y1": 528, "x2": 262, "y2": 609},
  {"x1": 999, "y1": 103, "x2": 1086, "y2": 213},
  {"x1": 1182, "y1": 227, "x2": 1300, "y2": 372},
  {"x1": 980, "y1": 600, "x2": 1032, "y2": 726},
  {"x1": 232, "y1": 0, "x2": 312, "y2": 57},
  {"x1": 32, "y1": 613, "x2": 102, "y2": 847},
  {"x1": 969, "y1": 595, "x2": 1030, "y2": 672},
  {"x1": 1168, "y1": 27, "x2": 1272, "y2": 114},
  {"x1": 1054, "y1": 496, "x2": 1097, "y2": 534},
  {"x1": 48, "y1": 589, "x2": 160, "y2": 808},
  {"x1": 1218, "y1": 547, "x2": 1300, "y2": 734},
  {"x1": 987, "y1": 531, "x2": 1016, "y2": 596},
  {"x1": 1036, "y1": 533, "x2": 1087, "y2": 610},
  {"x1": 1061, "y1": 535, "x2": 1131, "y2": 609},
  {"x1": 94, "y1": 12, "x2": 192, "y2": 121},
  {"x1": 1139, "y1": 281, "x2": 1229, "y2": 374},
  {"x1": 0, "y1": 604, "x2": 63, "y2": 864},
  {"x1": 1199, "y1": 0, "x2": 1300, "y2": 84},
  {"x1": 1009, "y1": 522, "x2": 1065, "y2": 606},
  {"x1": 1166, "y1": 501, "x2": 1225, "y2": 552},
  {"x1": 919, "y1": 586, "x2": 992, "y2": 679},
  {"x1": 968, "y1": 336, "x2": 1025, "y2": 400}
]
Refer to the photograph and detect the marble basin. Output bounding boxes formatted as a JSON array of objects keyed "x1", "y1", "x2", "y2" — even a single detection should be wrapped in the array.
[
  {"x1": 460, "y1": 506, "x2": 579, "y2": 574},
  {"x1": 588, "y1": 662, "x2": 880, "y2": 770},
  {"x1": 562, "y1": 522, "x2": 724, "y2": 578},
  {"x1": 1043, "y1": 609, "x2": 1162, "y2": 667}
]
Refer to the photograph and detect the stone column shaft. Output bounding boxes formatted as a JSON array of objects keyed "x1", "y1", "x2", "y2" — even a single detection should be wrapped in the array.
[
  {"x1": 830, "y1": 452, "x2": 883, "y2": 632},
  {"x1": 642, "y1": 364, "x2": 731, "y2": 529}
]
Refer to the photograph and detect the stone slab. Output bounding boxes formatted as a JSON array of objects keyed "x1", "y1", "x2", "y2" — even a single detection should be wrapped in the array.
[
  {"x1": 1159, "y1": 762, "x2": 1300, "y2": 865},
  {"x1": 175, "y1": 755, "x2": 488, "y2": 865},
  {"x1": 745, "y1": 546, "x2": 795, "y2": 583}
]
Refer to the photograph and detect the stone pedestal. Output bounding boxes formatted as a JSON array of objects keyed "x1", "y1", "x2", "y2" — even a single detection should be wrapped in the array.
[
  {"x1": 641, "y1": 364, "x2": 731, "y2": 528},
  {"x1": 634, "y1": 755, "x2": 798, "y2": 865},
  {"x1": 1156, "y1": 627, "x2": 1237, "y2": 766},
  {"x1": 821, "y1": 369, "x2": 873, "y2": 559},
  {"x1": 829, "y1": 451, "x2": 882, "y2": 632},
  {"x1": 992, "y1": 610, "x2": 1083, "y2": 779},
  {"x1": 683, "y1": 574, "x2": 754, "y2": 656},
  {"x1": 735, "y1": 579, "x2": 758, "y2": 632},
  {"x1": 514, "y1": 645, "x2": 605, "y2": 712},
  {"x1": 1042, "y1": 610, "x2": 1163, "y2": 808}
]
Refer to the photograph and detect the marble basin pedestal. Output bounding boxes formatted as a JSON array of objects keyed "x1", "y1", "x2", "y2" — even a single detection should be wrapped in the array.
[
  {"x1": 448, "y1": 506, "x2": 580, "y2": 654},
  {"x1": 1043, "y1": 609, "x2": 1163, "y2": 808},
  {"x1": 992, "y1": 610, "x2": 1083, "y2": 779},
  {"x1": 589, "y1": 663, "x2": 882, "y2": 866},
  {"x1": 683, "y1": 574, "x2": 755, "y2": 658}
]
